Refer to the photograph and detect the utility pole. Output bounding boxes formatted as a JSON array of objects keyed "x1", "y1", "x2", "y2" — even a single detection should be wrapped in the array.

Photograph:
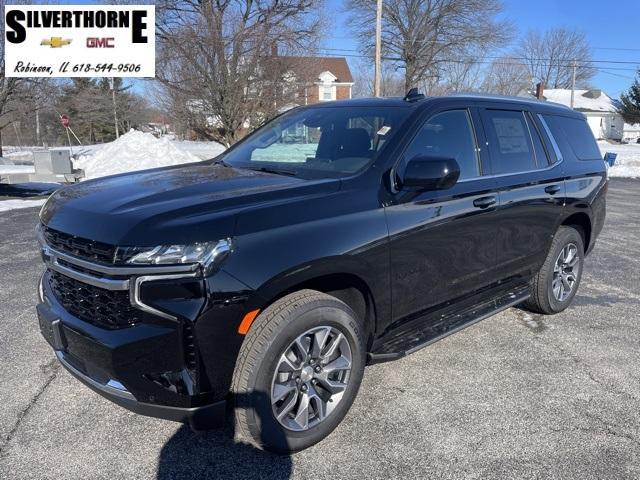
[
  {"x1": 374, "y1": 0, "x2": 382, "y2": 97},
  {"x1": 35, "y1": 107, "x2": 41, "y2": 146},
  {"x1": 109, "y1": 77, "x2": 120, "y2": 138},
  {"x1": 570, "y1": 59, "x2": 577, "y2": 109}
]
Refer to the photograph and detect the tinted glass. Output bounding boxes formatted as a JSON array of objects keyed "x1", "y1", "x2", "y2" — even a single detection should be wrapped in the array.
[
  {"x1": 543, "y1": 115, "x2": 601, "y2": 161},
  {"x1": 525, "y1": 113, "x2": 550, "y2": 166},
  {"x1": 404, "y1": 110, "x2": 480, "y2": 180},
  {"x1": 223, "y1": 106, "x2": 409, "y2": 178},
  {"x1": 536, "y1": 114, "x2": 560, "y2": 163},
  {"x1": 483, "y1": 110, "x2": 536, "y2": 174}
]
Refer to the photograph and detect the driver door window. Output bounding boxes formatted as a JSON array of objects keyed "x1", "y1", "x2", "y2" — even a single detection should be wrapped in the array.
[{"x1": 404, "y1": 110, "x2": 480, "y2": 180}]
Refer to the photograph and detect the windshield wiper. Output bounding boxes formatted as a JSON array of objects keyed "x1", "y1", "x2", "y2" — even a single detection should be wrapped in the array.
[
  {"x1": 212, "y1": 158, "x2": 232, "y2": 167},
  {"x1": 244, "y1": 166, "x2": 299, "y2": 177}
]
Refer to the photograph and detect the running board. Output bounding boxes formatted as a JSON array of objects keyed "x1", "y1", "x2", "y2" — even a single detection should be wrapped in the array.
[{"x1": 368, "y1": 284, "x2": 530, "y2": 364}]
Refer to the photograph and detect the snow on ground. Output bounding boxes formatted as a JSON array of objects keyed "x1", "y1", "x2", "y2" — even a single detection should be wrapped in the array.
[
  {"x1": 74, "y1": 130, "x2": 224, "y2": 179},
  {"x1": 0, "y1": 198, "x2": 45, "y2": 212},
  {"x1": 599, "y1": 141, "x2": 640, "y2": 178},
  {"x1": 0, "y1": 165, "x2": 35, "y2": 176},
  {"x1": 3, "y1": 135, "x2": 225, "y2": 166}
]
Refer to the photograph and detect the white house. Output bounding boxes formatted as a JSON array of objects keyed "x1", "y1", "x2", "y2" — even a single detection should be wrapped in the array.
[
  {"x1": 623, "y1": 123, "x2": 640, "y2": 143},
  {"x1": 520, "y1": 88, "x2": 627, "y2": 141}
]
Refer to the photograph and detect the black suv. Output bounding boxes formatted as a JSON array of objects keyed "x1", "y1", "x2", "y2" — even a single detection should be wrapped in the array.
[{"x1": 36, "y1": 93, "x2": 607, "y2": 453}]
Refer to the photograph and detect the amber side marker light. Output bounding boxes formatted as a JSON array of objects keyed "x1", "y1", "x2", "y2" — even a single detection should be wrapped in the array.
[{"x1": 238, "y1": 309, "x2": 261, "y2": 335}]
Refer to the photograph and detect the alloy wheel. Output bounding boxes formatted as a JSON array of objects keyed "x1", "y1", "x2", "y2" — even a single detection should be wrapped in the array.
[
  {"x1": 271, "y1": 326, "x2": 352, "y2": 431},
  {"x1": 552, "y1": 242, "x2": 580, "y2": 302}
]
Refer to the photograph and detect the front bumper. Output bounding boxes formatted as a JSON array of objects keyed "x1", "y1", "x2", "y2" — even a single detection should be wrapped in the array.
[
  {"x1": 35, "y1": 222, "x2": 257, "y2": 429},
  {"x1": 37, "y1": 270, "x2": 228, "y2": 430},
  {"x1": 55, "y1": 348, "x2": 226, "y2": 430}
]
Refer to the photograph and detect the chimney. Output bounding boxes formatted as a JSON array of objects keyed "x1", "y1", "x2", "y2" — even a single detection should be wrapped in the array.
[{"x1": 535, "y1": 82, "x2": 545, "y2": 100}]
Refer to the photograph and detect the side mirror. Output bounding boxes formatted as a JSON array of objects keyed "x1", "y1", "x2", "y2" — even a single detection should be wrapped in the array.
[{"x1": 401, "y1": 155, "x2": 460, "y2": 190}]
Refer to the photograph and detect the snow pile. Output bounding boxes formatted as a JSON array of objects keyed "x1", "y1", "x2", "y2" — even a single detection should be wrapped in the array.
[
  {"x1": 599, "y1": 141, "x2": 640, "y2": 178},
  {"x1": 74, "y1": 130, "x2": 204, "y2": 179}
]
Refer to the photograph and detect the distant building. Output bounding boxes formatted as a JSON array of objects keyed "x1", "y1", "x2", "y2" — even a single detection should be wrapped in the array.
[
  {"x1": 185, "y1": 55, "x2": 355, "y2": 138},
  {"x1": 520, "y1": 87, "x2": 626, "y2": 141},
  {"x1": 622, "y1": 123, "x2": 640, "y2": 143},
  {"x1": 264, "y1": 56, "x2": 354, "y2": 106}
]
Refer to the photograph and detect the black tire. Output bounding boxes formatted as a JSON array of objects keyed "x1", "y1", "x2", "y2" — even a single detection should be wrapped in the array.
[
  {"x1": 231, "y1": 289, "x2": 366, "y2": 453},
  {"x1": 524, "y1": 226, "x2": 584, "y2": 314}
]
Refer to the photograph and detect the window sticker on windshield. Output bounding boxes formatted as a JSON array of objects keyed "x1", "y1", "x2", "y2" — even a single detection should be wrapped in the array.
[{"x1": 377, "y1": 126, "x2": 391, "y2": 136}]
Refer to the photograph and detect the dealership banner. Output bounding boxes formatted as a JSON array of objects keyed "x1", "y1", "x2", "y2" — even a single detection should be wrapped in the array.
[{"x1": 3, "y1": 5, "x2": 155, "y2": 78}]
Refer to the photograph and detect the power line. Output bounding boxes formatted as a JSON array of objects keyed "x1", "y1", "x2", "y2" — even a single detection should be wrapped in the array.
[
  {"x1": 315, "y1": 50, "x2": 640, "y2": 73},
  {"x1": 598, "y1": 69, "x2": 636, "y2": 80},
  {"x1": 594, "y1": 47, "x2": 640, "y2": 52},
  {"x1": 317, "y1": 47, "x2": 640, "y2": 67}
]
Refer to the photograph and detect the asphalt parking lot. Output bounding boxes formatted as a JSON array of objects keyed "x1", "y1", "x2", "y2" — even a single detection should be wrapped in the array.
[{"x1": 0, "y1": 178, "x2": 638, "y2": 479}]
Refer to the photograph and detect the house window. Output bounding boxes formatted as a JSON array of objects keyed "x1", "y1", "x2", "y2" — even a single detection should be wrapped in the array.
[{"x1": 322, "y1": 85, "x2": 333, "y2": 101}]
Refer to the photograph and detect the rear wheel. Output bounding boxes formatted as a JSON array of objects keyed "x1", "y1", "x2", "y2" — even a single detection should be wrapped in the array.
[
  {"x1": 231, "y1": 289, "x2": 366, "y2": 453},
  {"x1": 524, "y1": 226, "x2": 584, "y2": 314}
]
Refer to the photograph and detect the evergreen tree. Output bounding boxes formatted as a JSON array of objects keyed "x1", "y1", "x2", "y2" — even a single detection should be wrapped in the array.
[
  {"x1": 57, "y1": 78, "x2": 113, "y2": 143},
  {"x1": 56, "y1": 78, "x2": 149, "y2": 144},
  {"x1": 620, "y1": 70, "x2": 640, "y2": 124}
]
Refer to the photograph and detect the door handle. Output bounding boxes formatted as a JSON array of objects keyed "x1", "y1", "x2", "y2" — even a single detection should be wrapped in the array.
[
  {"x1": 544, "y1": 185, "x2": 561, "y2": 195},
  {"x1": 473, "y1": 196, "x2": 497, "y2": 209}
]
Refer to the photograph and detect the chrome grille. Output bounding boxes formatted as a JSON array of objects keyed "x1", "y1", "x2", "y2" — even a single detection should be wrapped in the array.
[{"x1": 48, "y1": 270, "x2": 140, "y2": 328}]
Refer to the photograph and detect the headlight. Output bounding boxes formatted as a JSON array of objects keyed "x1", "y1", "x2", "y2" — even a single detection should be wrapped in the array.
[{"x1": 119, "y1": 239, "x2": 233, "y2": 274}]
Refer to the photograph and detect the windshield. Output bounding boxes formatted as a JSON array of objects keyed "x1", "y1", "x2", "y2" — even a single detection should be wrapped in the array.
[{"x1": 221, "y1": 105, "x2": 409, "y2": 178}]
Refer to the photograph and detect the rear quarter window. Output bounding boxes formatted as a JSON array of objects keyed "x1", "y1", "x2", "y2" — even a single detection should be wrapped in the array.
[{"x1": 542, "y1": 114, "x2": 601, "y2": 161}]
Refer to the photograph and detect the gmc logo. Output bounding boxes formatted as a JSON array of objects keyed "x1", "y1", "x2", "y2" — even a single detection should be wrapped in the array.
[{"x1": 86, "y1": 37, "x2": 114, "y2": 48}]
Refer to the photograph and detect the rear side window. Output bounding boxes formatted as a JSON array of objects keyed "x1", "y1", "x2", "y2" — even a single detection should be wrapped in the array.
[
  {"x1": 542, "y1": 115, "x2": 601, "y2": 160},
  {"x1": 482, "y1": 110, "x2": 536, "y2": 174},
  {"x1": 525, "y1": 113, "x2": 550, "y2": 166},
  {"x1": 404, "y1": 110, "x2": 480, "y2": 180}
]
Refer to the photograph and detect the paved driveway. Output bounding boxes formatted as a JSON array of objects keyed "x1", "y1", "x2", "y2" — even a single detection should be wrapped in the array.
[{"x1": 0, "y1": 179, "x2": 638, "y2": 479}]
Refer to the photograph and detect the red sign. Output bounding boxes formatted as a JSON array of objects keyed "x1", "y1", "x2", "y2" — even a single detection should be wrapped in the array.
[{"x1": 60, "y1": 114, "x2": 70, "y2": 128}]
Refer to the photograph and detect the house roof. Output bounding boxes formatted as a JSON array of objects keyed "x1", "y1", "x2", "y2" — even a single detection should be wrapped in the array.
[
  {"x1": 539, "y1": 89, "x2": 620, "y2": 113},
  {"x1": 267, "y1": 56, "x2": 354, "y2": 83}
]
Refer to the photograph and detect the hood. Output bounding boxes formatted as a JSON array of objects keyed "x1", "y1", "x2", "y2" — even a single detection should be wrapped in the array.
[{"x1": 41, "y1": 162, "x2": 341, "y2": 246}]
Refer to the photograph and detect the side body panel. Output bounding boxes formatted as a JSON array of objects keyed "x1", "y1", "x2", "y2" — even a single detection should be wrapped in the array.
[
  {"x1": 547, "y1": 114, "x2": 608, "y2": 252},
  {"x1": 477, "y1": 104, "x2": 568, "y2": 280},
  {"x1": 380, "y1": 100, "x2": 499, "y2": 330}
]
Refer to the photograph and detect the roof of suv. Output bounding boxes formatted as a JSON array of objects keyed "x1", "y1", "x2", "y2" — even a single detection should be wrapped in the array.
[{"x1": 315, "y1": 93, "x2": 578, "y2": 116}]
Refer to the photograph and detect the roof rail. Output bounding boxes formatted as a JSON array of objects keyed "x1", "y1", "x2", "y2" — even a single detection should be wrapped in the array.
[{"x1": 403, "y1": 88, "x2": 425, "y2": 102}]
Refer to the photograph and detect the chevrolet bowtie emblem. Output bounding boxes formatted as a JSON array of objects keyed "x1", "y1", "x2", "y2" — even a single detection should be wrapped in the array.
[{"x1": 41, "y1": 37, "x2": 72, "y2": 48}]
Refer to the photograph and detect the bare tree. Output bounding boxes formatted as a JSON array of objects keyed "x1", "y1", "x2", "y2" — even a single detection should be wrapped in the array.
[
  {"x1": 352, "y1": 58, "x2": 405, "y2": 97},
  {"x1": 481, "y1": 57, "x2": 532, "y2": 95},
  {"x1": 516, "y1": 28, "x2": 594, "y2": 89},
  {"x1": 433, "y1": 52, "x2": 485, "y2": 94},
  {"x1": 346, "y1": 0, "x2": 512, "y2": 92},
  {"x1": 0, "y1": 0, "x2": 29, "y2": 156},
  {"x1": 155, "y1": 0, "x2": 323, "y2": 147}
]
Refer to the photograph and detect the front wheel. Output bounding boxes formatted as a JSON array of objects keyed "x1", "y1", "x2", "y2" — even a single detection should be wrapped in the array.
[
  {"x1": 231, "y1": 289, "x2": 366, "y2": 453},
  {"x1": 524, "y1": 226, "x2": 584, "y2": 314}
]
